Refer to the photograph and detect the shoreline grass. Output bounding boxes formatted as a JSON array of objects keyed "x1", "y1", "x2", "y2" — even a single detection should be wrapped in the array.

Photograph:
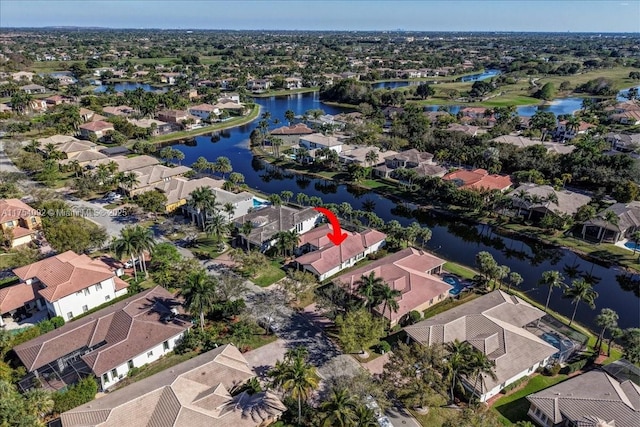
[{"x1": 251, "y1": 87, "x2": 319, "y2": 97}]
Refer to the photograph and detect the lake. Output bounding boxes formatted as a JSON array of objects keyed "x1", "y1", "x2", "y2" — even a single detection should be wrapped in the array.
[
  {"x1": 93, "y1": 82, "x2": 166, "y2": 93},
  {"x1": 372, "y1": 69, "x2": 502, "y2": 90},
  {"x1": 168, "y1": 90, "x2": 639, "y2": 330}
]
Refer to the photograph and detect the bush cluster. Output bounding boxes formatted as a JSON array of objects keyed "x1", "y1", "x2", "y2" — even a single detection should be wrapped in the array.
[{"x1": 53, "y1": 377, "x2": 98, "y2": 413}]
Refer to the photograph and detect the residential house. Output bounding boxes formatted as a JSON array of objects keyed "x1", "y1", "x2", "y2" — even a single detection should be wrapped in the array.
[
  {"x1": 443, "y1": 168, "x2": 513, "y2": 192},
  {"x1": 27, "y1": 99, "x2": 48, "y2": 112},
  {"x1": 581, "y1": 201, "x2": 640, "y2": 243},
  {"x1": 527, "y1": 369, "x2": 640, "y2": 427},
  {"x1": 491, "y1": 135, "x2": 577, "y2": 154},
  {"x1": 157, "y1": 109, "x2": 200, "y2": 129},
  {"x1": 50, "y1": 137, "x2": 108, "y2": 166},
  {"x1": 78, "y1": 108, "x2": 95, "y2": 122},
  {"x1": 446, "y1": 123, "x2": 480, "y2": 137},
  {"x1": 91, "y1": 155, "x2": 159, "y2": 173},
  {"x1": 218, "y1": 78, "x2": 237, "y2": 90},
  {"x1": 339, "y1": 145, "x2": 397, "y2": 166},
  {"x1": 297, "y1": 133, "x2": 345, "y2": 160},
  {"x1": 159, "y1": 72, "x2": 182, "y2": 85},
  {"x1": 234, "y1": 206, "x2": 321, "y2": 252},
  {"x1": 553, "y1": 120, "x2": 595, "y2": 141},
  {"x1": 211, "y1": 99, "x2": 246, "y2": 115},
  {"x1": 123, "y1": 164, "x2": 192, "y2": 196},
  {"x1": 78, "y1": 120, "x2": 115, "y2": 141},
  {"x1": 340, "y1": 72, "x2": 360, "y2": 80},
  {"x1": 270, "y1": 123, "x2": 314, "y2": 136},
  {"x1": 218, "y1": 92, "x2": 241, "y2": 103},
  {"x1": 335, "y1": 247, "x2": 452, "y2": 326},
  {"x1": 102, "y1": 105, "x2": 135, "y2": 117},
  {"x1": 44, "y1": 95, "x2": 73, "y2": 107},
  {"x1": 285, "y1": 77, "x2": 303, "y2": 89},
  {"x1": 246, "y1": 79, "x2": 272, "y2": 92},
  {"x1": 11, "y1": 250, "x2": 129, "y2": 321},
  {"x1": 52, "y1": 75, "x2": 76, "y2": 85},
  {"x1": 11, "y1": 71, "x2": 34, "y2": 81},
  {"x1": 405, "y1": 291, "x2": 557, "y2": 402},
  {"x1": 604, "y1": 132, "x2": 640, "y2": 152},
  {"x1": 510, "y1": 184, "x2": 592, "y2": 220},
  {"x1": 0, "y1": 198, "x2": 41, "y2": 248},
  {"x1": 13, "y1": 286, "x2": 190, "y2": 391},
  {"x1": 60, "y1": 344, "x2": 286, "y2": 427},
  {"x1": 611, "y1": 110, "x2": 640, "y2": 125},
  {"x1": 0, "y1": 282, "x2": 40, "y2": 327},
  {"x1": 188, "y1": 103, "x2": 220, "y2": 120},
  {"x1": 374, "y1": 149, "x2": 446, "y2": 179},
  {"x1": 127, "y1": 118, "x2": 172, "y2": 136},
  {"x1": 294, "y1": 225, "x2": 386, "y2": 281},
  {"x1": 153, "y1": 176, "x2": 252, "y2": 216},
  {"x1": 20, "y1": 84, "x2": 47, "y2": 94},
  {"x1": 459, "y1": 107, "x2": 488, "y2": 119}
]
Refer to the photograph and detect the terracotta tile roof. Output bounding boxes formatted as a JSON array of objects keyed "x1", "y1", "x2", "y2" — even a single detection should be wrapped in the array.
[
  {"x1": 405, "y1": 291, "x2": 557, "y2": 395},
  {"x1": 0, "y1": 282, "x2": 38, "y2": 314},
  {"x1": 270, "y1": 123, "x2": 314, "y2": 135},
  {"x1": 130, "y1": 165, "x2": 192, "y2": 190},
  {"x1": 443, "y1": 168, "x2": 512, "y2": 191},
  {"x1": 527, "y1": 370, "x2": 640, "y2": 427},
  {"x1": 12, "y1": 251, "x2": 118, "y2": 302},
  {"x1": 294, "y1": 229, "x2": 386, "y2": 276},
  {"x1": 92, "y1": 155, "x2": 159, "y2": 172},
  {"x1": 79, "y1": 120, "x2": 114, "y2": 132},
  {"x1": 61, "y1": 345, "x2": 285, "y2": 427},
  {"x1": 13, "y1": 286, "x2": 190, "y2": 374},
  {"x1": 9, "y1": 225, "x2": 35, "y2": 238},
  {"x1": 335, "y1": 247, "x2": 451, "y2": 323},
  {"x1": 0, "y1": 198, "x2": 38, "y2": 223},
  {"x1": 189, "y1": 103, "x2": 218, "y2": 112}
]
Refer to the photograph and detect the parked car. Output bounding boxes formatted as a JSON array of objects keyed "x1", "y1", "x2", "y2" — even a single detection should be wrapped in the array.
[{"x1": 124, "y1": 258, "x2": 140, "y2": 268}]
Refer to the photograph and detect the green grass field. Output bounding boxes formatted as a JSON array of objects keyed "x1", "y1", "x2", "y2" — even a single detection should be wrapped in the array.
[{"x1": 252, "y1": 259, "x2": 286, "y2": 287}]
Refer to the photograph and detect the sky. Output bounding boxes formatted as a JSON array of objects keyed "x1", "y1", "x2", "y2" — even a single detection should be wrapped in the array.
[{"x1": 1, "y1": 0, "x2": 639, "y2": 33}]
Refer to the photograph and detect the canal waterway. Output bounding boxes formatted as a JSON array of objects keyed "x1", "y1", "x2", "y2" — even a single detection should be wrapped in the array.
[{"x1": 166, "y1": 90, "x2": 639, "y2": 330}]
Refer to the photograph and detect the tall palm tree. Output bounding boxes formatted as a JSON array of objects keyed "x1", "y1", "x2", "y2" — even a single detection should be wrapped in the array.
[
  {"x1": 222, "y1": 202, "x2": 235, "y2": 222},
  {"x1": 444, "y1": 340, "x2": 474, "y2": 404},
  {"x1": 631, "y1": 230, "x2": 640, "y2": 255},
  {"x1": 544, "y1": 192, "x2": 559, "y2": 218},
  {"x1": 188, "y1": 186, "x2": 219, "y2": 227},
  {"x1": 538, "y1": 270, "x2": 566, "y2": 315},
  {"x1": 179, "y1": 269, "x2": 217, "y2": 331},
  {"x1": 240, "y1": 221, "x2": 253, "y2": 250},
  {"x1": 269, "y1": 349, "x2": 320, "y2": 426},
  {"x1": 214, "y1": 156, "x2": 233, "y2": 179},
  {"x1": 319, "y1": 387, "x2": 357, "y2": 427},
  {"x1": 355, "y1": 272, "x2": 385, "y2": 311},
  {"x1": 353, "y1": 404, "x2": 379, "y2": 427},
  {"x1": 468, "y1": 350, "x2": 497, "y2": 403},
  {"x1": 599, "y1": 210, "x2": 619, "y2": 243},
  {"x1": 24, "y1": 388, "x2": 54, "y2": 419},
  {"x1": 132, "y1": 225, "x2": 156, "y2": 278},
  {"x1": 564, "y1": 278, "x2": 598, "y2": 326},
  {"x1": 122, "y1": 172, "x2": 140, "y2": 196},
  {"x1": 375, "y1": 284, "x2": 401, "y2": 330},
  {"x1": 204, "y1": 213, "x2": 227, "y2": 244},
  {"x1": 595, "y1": 308, "x2": 619, "y2": 355},
  {"x1": 507, "y1": 272, "x2": 523, "y2": 292},
  {"x1": 112, "y1": 227, "x2": 140, "y2": 281}
]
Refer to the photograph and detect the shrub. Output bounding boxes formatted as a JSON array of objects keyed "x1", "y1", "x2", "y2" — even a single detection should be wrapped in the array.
[
  {"x1": 37, "y1": 320, "x2": 54, "y2": 334},
  {"x1": 408, "y1": 310, "x2": 422, "y2": 324},
  {"x1": 501, "y1": 376, "x2": 529, "y2": 394},
  {"x1": 127, "y1": 366, "x2": 143, "y2": 377},
  {"x1": 560, "y1": 357, "x2": 594, "y2": 375},
  {"x1": 544, "y1": 362, "x2": 562, "y2": 376},
  {"x1": 53, "y1": 377, "x2": 98, "y2": 413},
  {"x1": 51, "y1": 316, "x2": 65, "y2": 328},
  {"x1": 11, "y1": 326, "x2": 41, "y2": 346},
  {"x1": 174, "y1": 330, "x2": 201, "y2": 355},
  {"x1": 376, "y1": 341, "x2": 391, "y2": 354}
]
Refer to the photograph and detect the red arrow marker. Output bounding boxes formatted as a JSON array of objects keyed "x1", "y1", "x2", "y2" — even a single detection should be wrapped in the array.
[{"x1": 313, "y1": 207, "x2": 348, "y2": 246}]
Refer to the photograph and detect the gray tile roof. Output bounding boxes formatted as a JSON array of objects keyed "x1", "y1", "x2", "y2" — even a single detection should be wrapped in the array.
[
  {"x1": 405, "y1": 291, "x2": 556, "y2": 394},
  {"x1": 584, "y1": 201, "x2": 640, "y2": 233},
  {"x1": 527, "y1": 370, "x2": 640, "y2": 427},
  {"x1": 235, "y1": 206, "x2": 320, "y2": 246},
  {"x1": 61, "y1": 344, "x2": 286, "y2": 427},
  {"x1": 510, "y1": 184, "x2": 592, "y2": 216}
]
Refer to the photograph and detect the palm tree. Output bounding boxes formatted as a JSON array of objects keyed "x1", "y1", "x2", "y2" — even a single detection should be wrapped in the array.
[
  {"x1": 122, "y1": 172, "x2": 140, "y2": 196},
  {"x1": 285, "y1": 109, "x2": 295, "y2": 125},
  {"x1": 318, "y1": 387, "x2": 357, "y2": 427},
  {"x1": 23, "y1": 388, "x2": 54, "y2": 419},
  {"x1": 179, "y1": 269, "x2": 217, "y2": 331},
  {"x1": 222, "y1": 202, "x2": 235, "y2": 222},
  {"x1": 112, "y1": 227, "x2": 140, "y2": 281},
  {"x1": 543, "y1": 192, "x2": 559, "y2": 218},
  {"x1": 595, "y1": 308, "x2": 619, "y2": 355},
  {"x1": 375, "y1": 284, "x2": 401, "y2": 330},
  {"x1": 599, "y1": 210, "x2": 620, "y2": 243},
  {"x1": 355, "y1": 272, "x2": 385, "y2": 311},
  {"x1": 188, "y1": 186, "x2": 219, "y2": 227},
  {"x1": 132, "y1": 225, "x2": 155, "y2": 278},
  {"x1": 631, "y1": 230, "x2": 640, "y2": 255},
  {"x1": 538, "y1": 270, "x2": 566, "y2": 314},
  {"x1": 204, "y1": 213, "x2": 227, "y2": 244},
  {"x1": 468, "y1": 350, "x2": 497, "y2": 402},
  {"x1": 269, "y1": 349, "x2": 320, "y2": 426},
  {"x1": 564, "y1": 278, "x2": 598, "y2": 326},
  {"x1": 214, "y1": 156, "x2": 233, "y2": 179},
  {"x1": 365, "y1": 149, "x2": 379, "y2": 167},
  {"x1": 240, "y1": 221, "x2": 253, "y2": 250},
  {"x1": 527, "y1": 194, "x2": 544, "y2": 220},
  {"x1": 444, "y1": 340, "x2": 474, "y2": 404},
  {"x1": 507, "y1": 272, "x2": 523, "y2": 292},
  {"x1": 353, "y1": 404, "x2": 379, "y2": 427}
]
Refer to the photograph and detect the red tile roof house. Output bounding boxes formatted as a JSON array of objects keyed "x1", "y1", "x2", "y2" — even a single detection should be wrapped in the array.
[
  {"x1": 78, "y1": 120, "x2": 115, "y2": 141},
  {"x1": 0, "y1": 198, "x2": 42, "y2": 248},
  {"x1": 188, "y1": 103, "x2": 220, "y2": 120},
  {"x1": 157, "y1": 109, "x2": 201, "y2": 129},
  {"x1": 293, "y1": 225, "x2": 386, "y2": 281},
  {"x1": 335, "y1": 247, "x2": 452, "y2": 327},
  {"x1": 3, "y1": 250, "x2": 130, "y2": 324},
  {"x1": 13, "y1": 286, "x2": 191, "y2": 392},
  {"x1": 443, "y1": 168, "x2": 513, "y2": 192}
]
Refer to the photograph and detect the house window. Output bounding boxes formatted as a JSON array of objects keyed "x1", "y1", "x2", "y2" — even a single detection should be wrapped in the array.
[
  {"x1": 147, "y1": 351, "x2": 153, "y2": 357},
  {"x1": 67, "y1": 311, "x2": 73, "y2": 320},
  {"x1": 102, "y1": 373, "x2": 109, "y2": 383},
  {"x1": 127, "y1": 360, "x2": 134, "y2": 369},
  {"x1": 96, "y1": 283, "x2": 102, "y2": 291},
  {"x1": 82, "y1": 305, "x2": 88, "y2": 313},
  {"x1": 105, "y1": 295, "x2": 111, "y2": 302},
  {"x1": 163, "y1": 341, "x2": 169, "y2": 351},
  {"x1": 84, "y1": 288, "x2": 90, "y2": 296},
  {"x1": 111, "y1": 369, "x2": 117, "y2": 379},
  {"x1": 429, "y1": 298, "x2": 434, "y2": 305}
]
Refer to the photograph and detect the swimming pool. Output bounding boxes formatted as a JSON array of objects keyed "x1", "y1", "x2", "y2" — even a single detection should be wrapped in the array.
[
  {"x1": 252, "y1": 197, "x2": 269, "y2": 208},
  {"x1": 624, "y1": 241, "x2": 639, "y2": 251},
  {"x1": 542, "y1": 332, "x2": 561, "y2": 348},
  {"x1": 444, "y1": 275, "x2": 468, "y2": 296}
]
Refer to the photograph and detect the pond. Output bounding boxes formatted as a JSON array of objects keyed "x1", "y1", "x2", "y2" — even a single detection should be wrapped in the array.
[
  {"x1": 93, "y1": 82, "x2": 166, "y2": 93},
  {"x1": 167, "y1": 90, "x2": 639, "y2": 330},
  {"x1": 459, "y1": 69, "x2": 502, "y2": 82}
]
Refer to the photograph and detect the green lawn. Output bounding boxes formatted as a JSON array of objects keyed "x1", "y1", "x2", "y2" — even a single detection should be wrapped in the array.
[
  {"x1": 252, "y1": 260, "x2": 286, "y2": 287},
  {"x1": 409, "y1": 407, "x2": 460, "y2": 427},
  {"x1": 493, "y1": 374, "x2": 569, "y2": 425},
  {"x1": 423, "y1": 292, "x2": 480, "y2": 319},
  {"x1": 443, "y1": 262, "x2": 477, "y2": 280}
]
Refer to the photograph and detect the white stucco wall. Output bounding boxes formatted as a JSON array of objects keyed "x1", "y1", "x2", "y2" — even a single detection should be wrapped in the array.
[
  {"x1": 50, "y1": 277, "x2": 120, "y2": 320},
  {"x1": 473, "y1": 357, "x2": 550, "y2": 402},
  {"x1": 99, "y1": 331, "x2": 186, "y2": 389}
]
